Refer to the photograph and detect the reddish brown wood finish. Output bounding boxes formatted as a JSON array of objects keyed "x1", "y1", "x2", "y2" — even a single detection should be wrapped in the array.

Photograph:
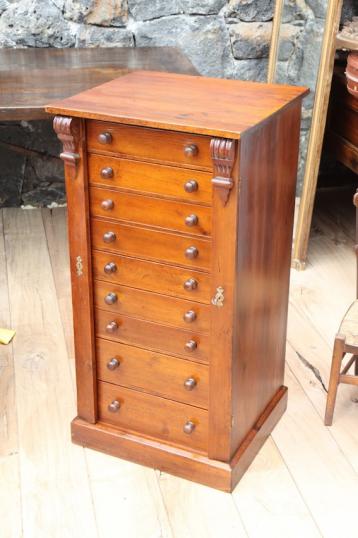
[
  {"x1": 53, "y1": 117, "x2": 97, "y2": 423},
  {"x1": 87, "y1": 120, "x2": 212, "y2": 169},
  {"x1": 92, "y1": 250, "x2": 211, "y2": 303},
  {"x1": 95, "y1": 308, "x2": 210, "y2": 364},
  {"x1": 96, "y1": 339, "x2": 209, "y2": 408},
  {"x1": 97, "y1": 381, "x2": 208, "y2": 452},
  {"x1": 89, "y1": 187, "x2": 212, "y2": 236},
  {"x1": 47, "y1": 70, "x2": 309, "y2": 138},
  {"x1": 93, "y1": 280, "x2": 210, "y2": 332},
  {"x1": 48, "y1": 71, "x2": 307, "y2": 491},
  {"x1": 71, "y1": 385, "x2": 287, "y2": 491},
  {"x1": 91, "y1": 218, "x2": 211, "y2": 271},
  {"x1": 88, "y1": 154, "x2": 212, "y2": 204}
]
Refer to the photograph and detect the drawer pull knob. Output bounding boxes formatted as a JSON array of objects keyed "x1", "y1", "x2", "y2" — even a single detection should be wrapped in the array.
[
  {"x1": 185, "y1": 339, "x2": 197, "y2": 352},
  {"x1": 184, "y1": 377, "x2": 197, "y2": 391},
  {"x1": 98, "y1": 132, "x2": 112, "y2": 144},
  {"x1": 185, "y1": 214, "x2": 198, "y2": 227},
  {"x1": 183, "y1": 421, "x2": 196, "y2": 434},
  {"x1": 184, "y1": 180, "x2": 198, "y2": 193},
  {"x1": 107, "y1": 357, "x2": 120, "y2": 370},
  {"x1": 185, "y1": 246, "x2": 198, "y2": 259},
  {"x1": 103, "y1": 231, "x2": 116, "y2": 243},
  {"x1": 108, "y1": 400, "x2": 120, "y2": 413},
  {"x1": 183, "y1": 278, "x2": 198, "y2": 291},
  {"x1": 106, "y1": 320, "x2": 118, "y2": 334},
  {"x1": 104, "y1": 292, "x2": 118, "y2": 305},
  {"x1": 101, "y1": 166, "x2": 114, "y2": 179},
  {"x1": 101, "y1": 199, "x2": 114, "y2": 211},
  {"x1": 184, "y1": 144, "x2": 198, "y2": 157},
  {"x1": 104, "y1": 262, "x2": 117, "y2": 274},
  {"x1": 183, "y1": 310, "x2": 196, "y2": 323}
]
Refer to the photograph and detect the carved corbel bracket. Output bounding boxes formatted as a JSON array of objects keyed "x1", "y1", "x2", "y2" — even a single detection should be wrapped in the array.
[
  {"x1": 53, "y1": 116, "x2": 80, "y2": 179},
  {"x1": 210, "y1": 138, "x2": 236, "y2": 205}
]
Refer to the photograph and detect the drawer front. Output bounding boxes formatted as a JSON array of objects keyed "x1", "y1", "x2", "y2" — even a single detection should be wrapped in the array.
[
  {"x1": 91, "y1": 219, "x2": 211, "y2": 271},
  {"x1": 98, "y1": 381, "x2": 208, "y2": 452},
  {"x1": 94, "y1": 281, "x2": 210, "y2": 333},
  {"x1": 89, "y1": 187, "x2": 211, "y2": 237},
  {"x1": 92, "y1": 250, "x2": 211, "y2": 304},
  {"x1": 96, "y1": 339, "x2": 209, "y2": 408},
  {"x1": 95, "y1": 309, "x2": 209, "y2": 364},
  {"x1": 88, "y1": 154, "x2": 212, "y2": 204},
  {"x1": 87, "y1": 121, "x2": 212, "y2": 169}
]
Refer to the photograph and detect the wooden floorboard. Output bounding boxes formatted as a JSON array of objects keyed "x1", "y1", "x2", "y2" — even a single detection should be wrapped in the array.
[{"x1": 1, "y1": 186, "x2": 358, "y2": 537}]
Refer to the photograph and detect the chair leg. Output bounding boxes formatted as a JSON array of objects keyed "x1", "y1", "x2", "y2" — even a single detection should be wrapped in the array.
[
  {"x1": 324, "y1": 335, "x2": 346, "y2": 426},
  {"x1": 355, "y1": 356, "x2": 358, "y2": 376}
]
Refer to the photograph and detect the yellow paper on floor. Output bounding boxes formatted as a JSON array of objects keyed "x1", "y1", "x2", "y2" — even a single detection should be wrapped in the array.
[{"x1": 0, "y1": 328, "x2": 16, "y2": 345}]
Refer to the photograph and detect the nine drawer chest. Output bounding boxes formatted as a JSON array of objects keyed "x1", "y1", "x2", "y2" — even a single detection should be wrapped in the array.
[{"x1": 47, "y1": 71, "x2": 307, "y2": 491}]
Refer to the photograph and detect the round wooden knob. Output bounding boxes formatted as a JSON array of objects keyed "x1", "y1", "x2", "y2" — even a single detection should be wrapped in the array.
[
  {"x1": 104, "y1": 262, "x2": 117, "y2": 274},
  {"x1": 101, "y1": 166, "x2": 114, "y2": 179},
  {"x1": 185, "y1": 246, "x2": 198, "y2": 259},
  {"x1": 184, "y1": 377, "x2": 197, "y2": 391},
  {"x1": 107, "y1": 357, "x2": 120, "y2": 370},
  {"x1": 104, "y1": 292, "x2": 118, "y2": 305},
  {"x1": 106, "y1": 320, "x2": 118, "y2": 334},
  {"x1": 101, "y1": 199, "x2": 114, "y2": 211},
  {"x1": 183, "y1": 310, "x2": 196, "y2": 323},
  {"x1": 103, "y1": 231, "x2": 116, "y2": 243},
  {"x1": 185, "y1": 340, "x2": 197, "y2": 352},
  {"x1": 183, "y1": 421, "x2": 196, "y2": 434},
  {"x1": 184, "y1": 180, "x2": 198, "y2": 193},
  {"x1": 185, "y1": 214, "x2": 198, "y2": 227},
  {"x1": 108, "y1": 400, "x2": 120, "y2": 413},
  {"x1": 184, "y1": 144, "x2": 198, "y2": 157},
  {"x1": 183, "y1": 278, "x2": 198, "y2": 291},
  {"x1": 98, "y1": 132, "x2": 112, "y2": 144}
]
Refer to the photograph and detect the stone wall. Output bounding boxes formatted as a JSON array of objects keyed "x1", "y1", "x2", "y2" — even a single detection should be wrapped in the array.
[{"x1": 0, "y1": 0, "x2": 356, "y2": 207}]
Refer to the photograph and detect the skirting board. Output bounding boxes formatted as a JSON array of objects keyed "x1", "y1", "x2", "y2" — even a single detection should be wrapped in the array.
[{"x1": 71, "y1": 386, "x2": 288, "y2": 492}]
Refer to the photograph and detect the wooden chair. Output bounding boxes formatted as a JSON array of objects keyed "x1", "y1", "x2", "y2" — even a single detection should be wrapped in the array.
[{"x1": 324, "y1": 190, "x2": 358, "y2": 425}]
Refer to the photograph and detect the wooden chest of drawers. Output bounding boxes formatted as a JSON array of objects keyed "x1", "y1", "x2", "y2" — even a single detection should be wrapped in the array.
[{"x1": 47, "y1": 71, "x2": 307, "y2": 491}]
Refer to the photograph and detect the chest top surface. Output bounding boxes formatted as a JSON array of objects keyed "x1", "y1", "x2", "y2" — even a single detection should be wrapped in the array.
[{"x1": 46, "y1": 70, "x2": 308, "y2": 139}]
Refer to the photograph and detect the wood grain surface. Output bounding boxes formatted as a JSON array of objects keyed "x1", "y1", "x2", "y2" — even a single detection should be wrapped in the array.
[
  {"x1": 88, "y1": 153, "x2": 212, "y2": 204},
  {"x1": 46, "y1": 70, "x2": 309, "y2": 138},
  {"x1": 96, "y1": 339, "x2": 209, "y2": 408},
  {"x1": 97, "y1": 381, "x2": 208, "y2": 452},
  {"x1": 92, "y1": 250, "x2": 211, "y2": 303},
  {"x1": 1, "y1": 47, "x2": 197, "y2": 120},
  {"x1": 89, "y1": 187, "x2": 212, "y2": 236}
]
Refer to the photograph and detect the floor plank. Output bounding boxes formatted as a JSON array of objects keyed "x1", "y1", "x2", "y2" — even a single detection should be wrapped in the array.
[
  {"x1": 232, "y1": 437, "x2": 320, "y2": 538},
  {"x1": 44, "y1": 208, "x2": 174, "y2": 538},
  {"x1": 272, "y1": 364, "x2": 358, "y2": 538},
  {"x1": 0, "y1": 209, "x2": 22, "y2": 538},
  {"x1": 3, "y1": 208, "x2": 98, "y2": 538}
]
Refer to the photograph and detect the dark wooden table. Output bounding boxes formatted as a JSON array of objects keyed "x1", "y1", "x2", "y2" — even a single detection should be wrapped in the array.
[{"x1": 0, "y1": 47, "x2": 198, "y2": 121}]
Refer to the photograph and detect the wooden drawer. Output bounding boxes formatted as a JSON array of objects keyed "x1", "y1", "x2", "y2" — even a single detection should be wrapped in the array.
[
  {"x1": 91, "y1": 218, "x2": 211, "y2": 271},
  {"x1": 88, "y1": 154, "x2": 212, "y2": 204},
  {"x1": 95, "y1": 308, "x2": 209, "y2": 364},
  {"x1": 89, "y1": 187, "x2": 211, "y2": 237},
  {"x1": 98, "y1": 381, "x2": 208, "y2": 452},
  {"x1": 87, "y1": 121, "x2": 212, "y2": 169},
  {"x1": 96, "y1": 339, "x2": 209, "y2": 408},
  {"x1": 94, "y1": 281, "x2": 210, "y2": 333},
  {"x1": 92, "y1": 250, "x2": 211, "y2": 304}
]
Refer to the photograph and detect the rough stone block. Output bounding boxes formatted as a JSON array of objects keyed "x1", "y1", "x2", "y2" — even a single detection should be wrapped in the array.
[
  {"x1": 128, "y1": 0, "x2": 226, "y2": 21},
  {"x1": 75, "y1": 25, "x2": 134, "y2": 47},
  {"x1": 0, "y1": 0, "x2": 74, "y2": 47},
  {"x1": 64, "y1": 0, "x2": 128, "y2": 26},
  {"x1": 225, "y1": 0, "x2": 274, "y2": 22},
  {"x1": 134, "y1": 15, "x2": 231, "y2": 77},
  {"x1": 229, "y1": 22, "x2": 272, "y2": 59}
]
